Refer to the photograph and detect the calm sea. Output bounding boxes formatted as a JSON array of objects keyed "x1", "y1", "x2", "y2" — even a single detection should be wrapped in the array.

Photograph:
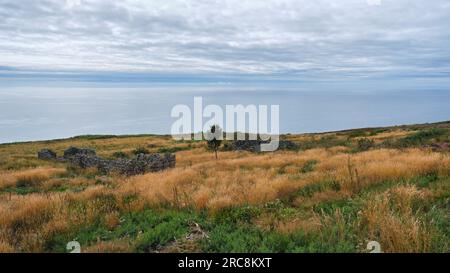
[{"x1": 0, "y1": 86, "x2": 449, "y2": 143}]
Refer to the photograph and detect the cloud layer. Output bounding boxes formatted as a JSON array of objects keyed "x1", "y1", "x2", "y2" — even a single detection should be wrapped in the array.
[{"x1": 1, "y1": 0, "x2": 450, "y2": 79}]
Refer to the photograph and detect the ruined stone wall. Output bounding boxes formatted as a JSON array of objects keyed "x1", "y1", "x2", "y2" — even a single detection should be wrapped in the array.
[
  {"x1": 230, "y1": 140, "x2": 299, "y2": 152},
  {"x1": 38, "y1": 147, "x2": 176, "y2": 176}
]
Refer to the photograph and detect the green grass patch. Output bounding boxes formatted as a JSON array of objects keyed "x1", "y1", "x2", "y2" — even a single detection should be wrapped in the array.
[
  {"x1": 300, "y1": 160, "x2": 319, "y2": 173},
  {"x1": 389, "y1": 128, "x2": 449, "y2": 148},
  {"x1": 292, "y1": 180, "x2": 340, "y2": 199},
  {"x1": 44, "y1": 207, "x2": 201, "y2": 253}
]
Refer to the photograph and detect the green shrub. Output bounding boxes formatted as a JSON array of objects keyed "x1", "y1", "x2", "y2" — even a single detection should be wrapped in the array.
[
  {"x1": 395, "y1": 128, "x2": 448, "y2": 147},
  {"x1": 356, "y1": 138, "x2": 374, "y2": 151}
]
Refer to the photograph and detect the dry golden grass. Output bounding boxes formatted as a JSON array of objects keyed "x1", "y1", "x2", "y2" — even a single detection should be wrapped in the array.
[
  {"x1": 360, "y1": 185, "x2": 432, "y2": 253},
  {"x1": 0, "y1": 143, "x2": 447, "y2": 252},
  {"x1": 0, "y1": 125, "x2": 448, "y2": 253},
  {"x1": 0, "y1": 173, "x2": 15, "y2": 190},
  {"x1": 293, "y1": 190, "x2": 352, "y2": 208},
  {"x1": 117, "y1": 148, "x2": 449, "y2": 211},
  {"x1": 0, "y1": 194, "x2": 63, "y2": 251},
  {"x1": 316, "y1": 149, "x2": 449, "y2": 192},
  {"x1": 0, "y1": 184, "x2": 119, "y2": 251},
  {"x1": 83, "y1": 239, "x2": 131, "y2": 253},
  {"x1": 255, "y1": 212, "x2": 323, "y2": 235},
  {"x1": 0, "y1": 232, "x2": 14, "y2": 253},
  {"x1": 364, "y1": 130, "x2": 416, "y2": 142},
  {"x1": 104, "y1": 212, "x2": 120, "y2": 231},
  {"x1": 0, "y1": 167, "x2": 66, "y2": 190}
]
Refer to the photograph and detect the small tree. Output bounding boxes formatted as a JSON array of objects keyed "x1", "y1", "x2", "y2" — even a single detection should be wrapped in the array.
[{"x1": 206, "y1": 125, "x2": 222, "y2": 159}]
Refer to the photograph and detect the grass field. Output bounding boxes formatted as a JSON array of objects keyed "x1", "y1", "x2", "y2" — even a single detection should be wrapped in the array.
[{"x1": 0, "y1": 122, "x2": 449, "y2": 253}]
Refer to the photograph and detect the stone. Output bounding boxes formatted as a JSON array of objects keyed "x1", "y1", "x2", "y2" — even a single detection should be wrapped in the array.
[
  {"x1": 37, "y1": 149, "x2": 57, "y2": 160},
  {"x1": 232, "y1": 140, "x2": 261, "y2": 152},
  {"x1": 39, "y1": 146, "x2": 176, "y2": 176},
  {"x1": 63, "y1": 147, "x2": 176, "y2": 176},
  {"x1": 230, "y1": 140, "x2": 299, "y2": 152},
  {"x1": 63, "y1": 146, "x2": 96, "y2": 159},
  {"x1": 278, "y1": 140, "x2": 300, "y2": 151},
  {"x1": 117, "y1": 153, "x2": 176, "y2": 176},
  {"x1": 69, "y1": 154, "x2": 103, "y2": 169}
]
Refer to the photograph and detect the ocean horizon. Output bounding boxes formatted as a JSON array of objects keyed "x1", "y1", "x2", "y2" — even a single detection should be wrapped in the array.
[{"x1": 1, "y1": 85, "x2": 449, "y2": 144}]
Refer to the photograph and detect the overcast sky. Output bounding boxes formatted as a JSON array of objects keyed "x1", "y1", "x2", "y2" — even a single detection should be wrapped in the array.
[{"x1": 1, "y1": 0, "x2": 450, "y2": 83}]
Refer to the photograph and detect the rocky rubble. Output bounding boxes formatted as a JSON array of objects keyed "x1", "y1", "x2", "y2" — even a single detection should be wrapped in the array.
[
  {"x1": 64, "y1": 146, "x2": 96, "y2": 158},
  {"x1": 37, "y1": 149, "x2": 57, "y2": 160},
  {"x1": 37, "y1": 147, "x2": 175, "y2": 176},
  {"x1": 231, "y1": 140, "x2": 299, "y2": 152},
  {"x1": 98, "y1": 153, "x2": 176, "y2": 176}
]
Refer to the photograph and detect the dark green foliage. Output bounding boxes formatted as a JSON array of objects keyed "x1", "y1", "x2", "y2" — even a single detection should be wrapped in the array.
[
  {"x1": 213, "y1": 206, "x2": 262, "y2": 225},
  {"x1": 4, "y1": 186, "x2": 39, "y2": 195},
  {"x1": 16, "y1": 178, "x2": 39, "y2": 188},
  {"x1": 312, "y1": 198, "x2": 360, "y2": 216},
  {"x1": 201, "y1": 212, "x2": 357, "y2": 253},
  {"x1": 44, "y1": 208, "x2": 201, "y2": 253},
  {"x1": 356, "y1": 138, "x2": 375, "y2": 152},
  {"x1": 394, "y1": 128, "x2": 448, "y2": 148},
  {"x1": 132, "y1": 209, "x2": 200, "y2": 252}
]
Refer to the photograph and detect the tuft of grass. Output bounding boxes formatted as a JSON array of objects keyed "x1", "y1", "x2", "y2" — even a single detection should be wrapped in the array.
[
  {"x1": 359, "y1": 186, "x2": 432, "y2": 253},
  {"x1": 300, "y1": 160, "x2": 318, "y2": 173},
  {"x1": 14, "y1": 168, "x2": 66, "y2": 188}
]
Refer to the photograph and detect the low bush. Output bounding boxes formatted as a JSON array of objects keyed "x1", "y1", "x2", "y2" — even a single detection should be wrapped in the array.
[{"x1": 356, "y1": 138, "x2": 375, "y2": 152}]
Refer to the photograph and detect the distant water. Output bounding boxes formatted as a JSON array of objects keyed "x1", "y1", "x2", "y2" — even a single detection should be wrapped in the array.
[{"x1": 0, "y1": 86, "x2": 449, "y2": 143}]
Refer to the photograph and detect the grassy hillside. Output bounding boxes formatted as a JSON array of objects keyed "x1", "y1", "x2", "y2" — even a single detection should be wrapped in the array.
[{"x1": 0, "y1": 121, "x2": 449, "y2": 253}]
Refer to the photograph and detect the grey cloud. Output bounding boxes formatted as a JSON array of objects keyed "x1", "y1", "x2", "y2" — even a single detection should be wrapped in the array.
[{"x1": 0, "y1": 0, "x2": 449, "y2": 78}]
